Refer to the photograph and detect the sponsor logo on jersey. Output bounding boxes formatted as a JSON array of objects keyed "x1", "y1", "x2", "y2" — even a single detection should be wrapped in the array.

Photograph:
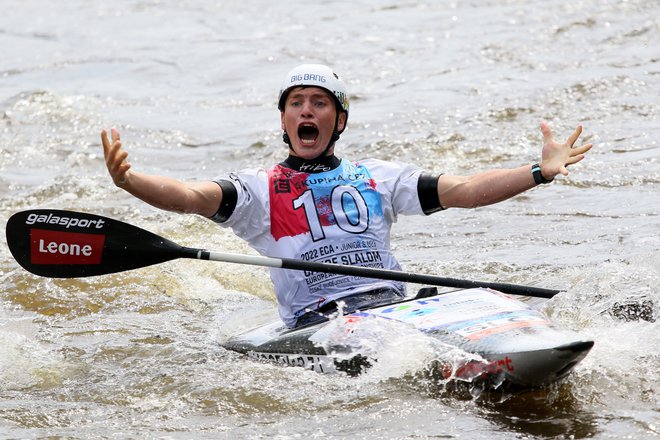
[{"x1": 273, "y1": 179, "x2": 291, "y2": 194}]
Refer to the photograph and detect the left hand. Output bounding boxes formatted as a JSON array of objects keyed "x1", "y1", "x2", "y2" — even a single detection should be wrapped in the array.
[{"x1": 539, "y1": 122, "x2": 593, "y2": 180}]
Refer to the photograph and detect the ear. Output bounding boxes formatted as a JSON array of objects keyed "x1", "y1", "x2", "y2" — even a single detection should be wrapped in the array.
[
  {"x1": 337, "y1": 111, "x2": 347, "y2": 132},
  {"x1": 280, "y1": 112, "x2": 286, "y2": 131}
]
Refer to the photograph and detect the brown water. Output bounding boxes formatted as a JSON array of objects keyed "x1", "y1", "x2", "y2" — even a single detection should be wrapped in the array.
[{"x1": 1, "y1": 1, "x2": 658, "y2": 438}]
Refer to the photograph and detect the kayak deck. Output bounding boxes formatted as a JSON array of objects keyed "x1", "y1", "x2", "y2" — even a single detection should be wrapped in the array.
[{"x1": 221, "y1": 288, "x2": 593, "y2": 388}]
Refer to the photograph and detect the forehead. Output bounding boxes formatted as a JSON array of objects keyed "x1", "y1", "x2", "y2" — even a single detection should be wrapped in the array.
[{"x1": 286, "y1": 86, "x2": 333, "y2": 101}]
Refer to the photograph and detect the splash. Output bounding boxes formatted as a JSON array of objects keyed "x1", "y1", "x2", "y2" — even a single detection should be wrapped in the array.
[
  {"x1": 311, "y1": 312, "x2": 495, "y2": 394},
  {"x1": 0, "y1": 313, "x2": 75, "y2": 391}
]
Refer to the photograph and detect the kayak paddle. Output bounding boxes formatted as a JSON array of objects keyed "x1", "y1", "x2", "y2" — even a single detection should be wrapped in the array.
[{"x1": 5, "y1": 209, "x2": 561, "y2": 298}]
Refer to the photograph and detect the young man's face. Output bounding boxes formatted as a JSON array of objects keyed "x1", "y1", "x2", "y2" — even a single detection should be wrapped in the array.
[{"x1": 280, "y1": 87, "x2": 347, "y2": 159}]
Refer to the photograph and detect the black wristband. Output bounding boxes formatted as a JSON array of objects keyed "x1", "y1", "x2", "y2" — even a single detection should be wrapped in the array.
[{"x1": 531, "y1": 163, "x2": 554, "y2": 185}]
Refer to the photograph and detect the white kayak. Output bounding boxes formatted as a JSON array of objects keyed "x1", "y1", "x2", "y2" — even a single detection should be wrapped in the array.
[{"x1": 221, "y1": 288, "x2": 594, "y2": 388}]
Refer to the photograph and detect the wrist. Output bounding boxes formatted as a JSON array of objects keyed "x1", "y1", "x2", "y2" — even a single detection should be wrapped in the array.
[{"x1": 531, "y1": 163, "x2": 554, "y2": 185}]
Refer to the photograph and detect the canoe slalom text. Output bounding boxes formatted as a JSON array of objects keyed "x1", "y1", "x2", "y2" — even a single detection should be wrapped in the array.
[{"x1": 300, "y1": 239, "x2": 384, "y2": 292}]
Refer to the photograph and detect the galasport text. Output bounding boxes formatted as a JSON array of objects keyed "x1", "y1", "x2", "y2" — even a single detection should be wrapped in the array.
[{"x1": 25, "y1": 213, "x2": 106, "y2": 229}]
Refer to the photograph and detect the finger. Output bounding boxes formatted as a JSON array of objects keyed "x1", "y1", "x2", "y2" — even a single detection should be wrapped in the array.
[
  {"x1": 101, "y1": 130, "x2": 111, "y2": 155},
  {"x1": 111, "y1": 159, "x2": 131, "y2": 182},
  {"x1": 114, "y1": 150, "x2": 128, "y2": 166},
  {"x1": 540, "y1": 121, "x2": 554, "y2": 144},
  {"x1": 116, "y1": 162, "x2": 131, "y2": 179},
  {"x1": 119, "y1": 162, "x2": 131, "y2": 174},
  {"x1": 566, "y1": 154, "x2": 585, "y2": 166},
  {"x1": 566, "y1": 124, "x2": 583, "y2": 147},
  {"x1": 107, "y1": 141, "x2": 126, "y2": 170},
  {"x1": 111, "y1": 127, "x2": 121, "y2": 143},
  {"x1": 111, "y1": 150, "x2": 128, "y2": 172},
  {"x1": 105, "y1": 137, "x2": 120, "y2": 163},
  {"x1": 571, "y1": 143, "x2": 593, "y2": 155}
]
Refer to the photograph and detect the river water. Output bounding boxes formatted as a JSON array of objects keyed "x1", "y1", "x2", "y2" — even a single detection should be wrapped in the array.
[{"x1": 1, "y1": 1, "x2": 658, "y2": 438}]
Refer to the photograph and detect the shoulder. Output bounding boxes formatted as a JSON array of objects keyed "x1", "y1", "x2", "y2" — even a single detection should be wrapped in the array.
[
  {"x1": 213, "y1": 168, "x2": 270, "y2": 207},
  {"x1": 352, "y1": 158, "x2": 421, "y2": 180},
  {"x1": 215, "y1": 167, "x2": 268, "y2": 185}
]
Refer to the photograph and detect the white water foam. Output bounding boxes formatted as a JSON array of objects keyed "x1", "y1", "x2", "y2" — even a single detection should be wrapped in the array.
[
  {"x1": 0, "y1": 311, "x2": 72, "y2": 391},
  {"x1": 311, "y1": 313, "x2": 485, "y2": 385}
]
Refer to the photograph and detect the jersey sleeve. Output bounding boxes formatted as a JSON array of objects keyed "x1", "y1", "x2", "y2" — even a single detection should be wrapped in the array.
[
  {"x1": 359, "y1": 158, "x2": 426, "y2": 217},
  {"x1": 210, "y1": 169, "x2": 271, "y2": 254}
]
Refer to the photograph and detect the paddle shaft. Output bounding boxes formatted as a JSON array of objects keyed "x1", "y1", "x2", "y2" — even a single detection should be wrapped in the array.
[
  {"x1": 193, "y1": 249, "x2": 560, "y2": 298},
  {"x1": 6, "y1": 209, "x2": 561, "y2": 298}
]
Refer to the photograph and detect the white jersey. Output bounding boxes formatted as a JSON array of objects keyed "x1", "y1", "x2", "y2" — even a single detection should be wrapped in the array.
[{"x1": 213, "y1": 158, "x2": 425, "y2": 327}]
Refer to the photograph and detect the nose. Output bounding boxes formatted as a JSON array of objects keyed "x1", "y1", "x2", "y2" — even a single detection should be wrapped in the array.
[{"x1": 300, "y1": 99, "x2": 314, "y2": 117}]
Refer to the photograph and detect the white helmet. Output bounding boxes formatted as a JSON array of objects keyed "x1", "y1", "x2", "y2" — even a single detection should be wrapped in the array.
[{"x1": 278, "y1": 64, "x2": 349, "y2": 124}]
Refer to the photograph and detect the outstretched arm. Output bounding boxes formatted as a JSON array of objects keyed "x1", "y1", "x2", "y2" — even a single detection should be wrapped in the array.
[
  {"x1": 101, "y1": 128, "x2": 222, "y2": 217},
  {"x1": 438, "y1": 122, "x2": 593, "y2": 209}
]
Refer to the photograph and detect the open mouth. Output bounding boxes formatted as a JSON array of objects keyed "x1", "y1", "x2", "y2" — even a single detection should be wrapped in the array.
[{"x1": 298, "y1": 124, "x2": 319, "y2": 144}]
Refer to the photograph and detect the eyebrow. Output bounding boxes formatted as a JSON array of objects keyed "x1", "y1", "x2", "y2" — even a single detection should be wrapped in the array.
[{"x1": 287, "y1": 90, "x2": 333, "y2": 101}]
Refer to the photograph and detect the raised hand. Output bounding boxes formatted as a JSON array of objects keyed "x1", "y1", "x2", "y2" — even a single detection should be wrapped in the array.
[
  {"x1": 101, "y1": 127, "x2": 131, "y2": 186},
  {"x1": 539, "y1": 122, "x2": 593, "y2": 179}
]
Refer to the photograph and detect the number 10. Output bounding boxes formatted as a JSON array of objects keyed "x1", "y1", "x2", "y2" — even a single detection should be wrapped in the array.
[{"x1": 292, "y1": 185, "x2": 370, "y2": 241}]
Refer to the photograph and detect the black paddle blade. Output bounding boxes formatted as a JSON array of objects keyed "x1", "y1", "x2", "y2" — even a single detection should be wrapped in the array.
[{"x1": 6, "y1": 210, "x2": 188, "y2": 278}]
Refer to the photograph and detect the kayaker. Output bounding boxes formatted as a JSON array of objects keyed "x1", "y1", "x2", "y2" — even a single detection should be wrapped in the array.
[{"x1": 101, "y1": 64, "x2": 592, "y2": 328}]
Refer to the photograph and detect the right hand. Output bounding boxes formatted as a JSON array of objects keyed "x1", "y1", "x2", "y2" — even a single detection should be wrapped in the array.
[{"x1": 101, "y1": 127, "x2": 131, "y2": 186}]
